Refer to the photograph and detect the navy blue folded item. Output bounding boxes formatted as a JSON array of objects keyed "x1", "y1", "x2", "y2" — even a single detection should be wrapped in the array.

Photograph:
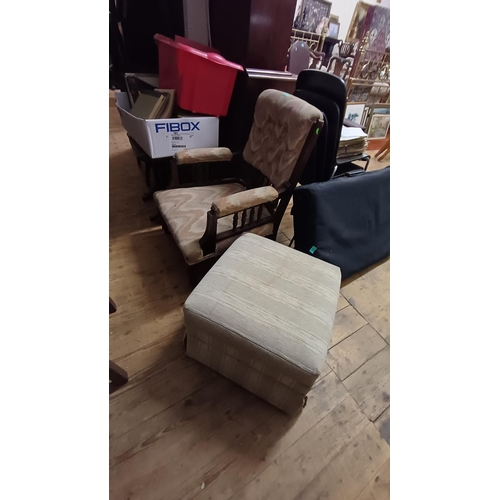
[{"x1": 292, "y1": 167, "x2": 390, "y2": 279}]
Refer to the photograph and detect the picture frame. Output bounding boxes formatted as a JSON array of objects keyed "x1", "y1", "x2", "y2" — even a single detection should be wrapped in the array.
[
  {"x1": 367, "y1": 114, "x2": 390, "y2": 139},
  {"x1": 294, "y1": 0, "x2": 332, "y2": 34},
  {"x1": 347, "y1": 85, "x2": 371, "y2": 104},
  {"x1": 344, "y1": 102, "x2": 366, "y2": 125},
  {"x1": 346, "y1": 1, "x2": 371, "y2": 42},
  {"x1": 327, "y1": 21, "x2": 340, "y2": 38},
  {"x1": 364, "y1": 103, "x2": 389, "y2": 133},
  {"x1": 327, "y1": 14, "x2": 340, "y2": 39},
  {"x1": 371, "y1": 104, "x2": 390, "y2": 115},
  {"x1": 364, "y1": 5, "x2": 390, "y2": 51}
]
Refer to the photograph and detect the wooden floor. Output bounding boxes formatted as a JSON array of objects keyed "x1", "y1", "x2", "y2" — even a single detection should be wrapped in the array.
[{"x1": 109, "y1": 93, "x2": 390, "y2": 500}]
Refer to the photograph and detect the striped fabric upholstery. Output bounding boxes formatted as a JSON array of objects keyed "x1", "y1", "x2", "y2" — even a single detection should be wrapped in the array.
[{"x1": 184, "y1": 233, "x2": 341, "y2": 414}]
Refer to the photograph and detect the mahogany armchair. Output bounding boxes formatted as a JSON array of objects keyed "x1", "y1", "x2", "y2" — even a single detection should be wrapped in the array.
[{"x1": 152, "y1": 89, "x2": 324, "y2": 283}]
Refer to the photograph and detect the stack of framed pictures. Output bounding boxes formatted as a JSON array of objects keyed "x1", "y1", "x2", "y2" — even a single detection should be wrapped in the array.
[
  {"x1": 344, "y1": 102, "x2": 390, "y2": 140},
  {"x1": 366, "y1": 104, "x2": 390, "y2": 139}
]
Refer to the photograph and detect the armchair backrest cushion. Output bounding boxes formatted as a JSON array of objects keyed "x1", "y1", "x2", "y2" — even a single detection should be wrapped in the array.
[{"x1": 242, "y1": 89, "x2": 323, "y2": 189}]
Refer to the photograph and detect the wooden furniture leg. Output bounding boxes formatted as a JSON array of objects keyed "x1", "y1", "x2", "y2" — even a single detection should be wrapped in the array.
[
  {"x1": 109, "y1": 298, "x2": 128, "y2": 394},
  {"x1": 109, "y1": 360, "x2": 129, "y2": 394},
  {"x1": 375, "y1": 138, "x2": 390, "y2": 159},
  {"x1": 379, "y1": 141, "x2": 390, "y2": 161}
]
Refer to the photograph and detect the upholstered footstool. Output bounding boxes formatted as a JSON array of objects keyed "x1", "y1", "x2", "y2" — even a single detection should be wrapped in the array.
[{"x1": 183, "y1": 233, "x2": 341, "y2": 414}]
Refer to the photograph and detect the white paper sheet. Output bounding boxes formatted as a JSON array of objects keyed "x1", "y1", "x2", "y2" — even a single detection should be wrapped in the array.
[{"x1": 341, "y1": 126, "x2": 368, "y2": 139}]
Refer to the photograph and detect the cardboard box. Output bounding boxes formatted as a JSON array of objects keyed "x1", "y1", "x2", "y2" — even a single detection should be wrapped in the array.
[{"x1": 115, "y1": 92, "x2": 219, "y2": 158}]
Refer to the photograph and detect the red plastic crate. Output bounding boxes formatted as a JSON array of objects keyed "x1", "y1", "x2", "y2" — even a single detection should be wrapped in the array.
[{"x1": 154, "y1": 34, "x2": 243, "y2": 117}]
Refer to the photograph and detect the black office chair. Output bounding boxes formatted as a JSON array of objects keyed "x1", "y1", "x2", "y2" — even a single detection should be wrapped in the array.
[{"x1": 294, "y1": 70, "x2": 369, "y2": 185}]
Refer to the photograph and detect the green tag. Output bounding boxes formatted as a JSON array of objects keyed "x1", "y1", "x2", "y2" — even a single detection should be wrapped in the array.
[
  {"x1": 309, "y1": 246, "x2": 317, "y2": 254},
  {"x1": 316, "y1": 128, "x2": 320, "y2": 135}
]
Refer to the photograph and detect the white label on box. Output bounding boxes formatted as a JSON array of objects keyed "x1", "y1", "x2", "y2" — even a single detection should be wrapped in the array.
[
  {"x1": 147, "y1": 118, "x2": 219, "y2": 158},
  {"x1": 171, "y1": 133, "x2": 193, "y2": 150}
]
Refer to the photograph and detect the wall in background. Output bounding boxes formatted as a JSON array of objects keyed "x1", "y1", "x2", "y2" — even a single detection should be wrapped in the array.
[{"x1": 183, "y1": 0, "x2": 210, "y2": 46}]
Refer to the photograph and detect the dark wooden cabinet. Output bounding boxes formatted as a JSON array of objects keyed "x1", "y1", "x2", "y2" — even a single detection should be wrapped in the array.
[{"x1": 209, "y1": 0, "x2": 296, "y2": 71}]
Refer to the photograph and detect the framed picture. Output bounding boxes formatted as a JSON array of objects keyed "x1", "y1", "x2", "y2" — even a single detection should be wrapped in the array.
[
  {"x1": 294, "y1": 0, "x2": 332, "y2": 33},
  {"x1": 367, "y1": 114, "x2": 390, "y2": 139},
  {"x1": 327, "y1": 14, "x2": 340, "y2": 38},
  {"x1": 347, "y1": 85, "x2": 370, "y2": 104},
  {"x1": 346, "y1": 1, "x2": 371, "y2": 42},
  {"x1": 364, "y1": 5, "x2": 390, "y2": 51},
  {"x1": 328, "y1": 21, "x2": 340, "y2": 38},
  {"x1": 365, "y1": 102, "x2": 389, "y2": 116},
  {"x1": 372, "y1": 104, "x2": 390, "y2": 115},
  {"x1": 345, "y1": 102, "x2": 366, "y2": 125},
  {"x1": 365, "y1": 103, "x2": 389, "y2": 132}
]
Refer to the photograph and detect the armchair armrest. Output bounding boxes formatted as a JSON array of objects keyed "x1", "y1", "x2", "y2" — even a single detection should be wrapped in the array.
[
  {"x1": 175, "y1": 147, "x2": 232, "y2": 165},
  {"x1": 200, "y1": 186, "x2": 278, "y2": 256},
  {"x1": 211, "y1": 186, "x2": 278, "y2": 218}
]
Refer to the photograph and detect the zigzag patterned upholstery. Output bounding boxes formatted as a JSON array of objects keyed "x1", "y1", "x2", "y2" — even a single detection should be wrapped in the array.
[
  {"x1": 243, "y1": 89, "x2": 323, "y2": 188},
  {"x1": 154, "y1": 89, "x2": 323, "y2": 268},
  {"x1": 154, "y1": 184, "x2": 273, "y2": 265}
]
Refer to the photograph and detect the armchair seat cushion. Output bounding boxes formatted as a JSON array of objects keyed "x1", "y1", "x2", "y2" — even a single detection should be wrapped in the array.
[{"x1": 154, "y1": 184, "x2": 273, "y2": 265}]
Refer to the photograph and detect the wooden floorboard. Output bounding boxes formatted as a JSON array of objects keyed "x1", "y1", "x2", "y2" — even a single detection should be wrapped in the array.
[
  {"x1": 343, "y1": 347, "x2": 391, "y2": 422},
  {"x1": 295, "y1": 424, "x2": 390, "y2": 500},
  {"x1": 231, "y1": 396, "x2": 370, "y2": 500},
  {"x1": 328, "y1": 324, "x2": 387, "y2": 381},
  {"x1": 374, "y1": 406, "x2": 390, "y2": 445},
  {"x1": 110, "y1": 394, "x2": 276, "y2": 500},
  {"x1": 341, "y1": 260, "x2": 390, "y2": 340},
  {"x1": 355, "y1": 458, "x2": 390, "y2": 500},
  {"x1": 174, "y1": 372, "x2": 349, "y2": 500},
  {"x1": 330, "y1": 305, "x2": 369, "y2": 348},
  {"x1": 109, "y1": 92, "x2": 390, "y2": 499}
]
